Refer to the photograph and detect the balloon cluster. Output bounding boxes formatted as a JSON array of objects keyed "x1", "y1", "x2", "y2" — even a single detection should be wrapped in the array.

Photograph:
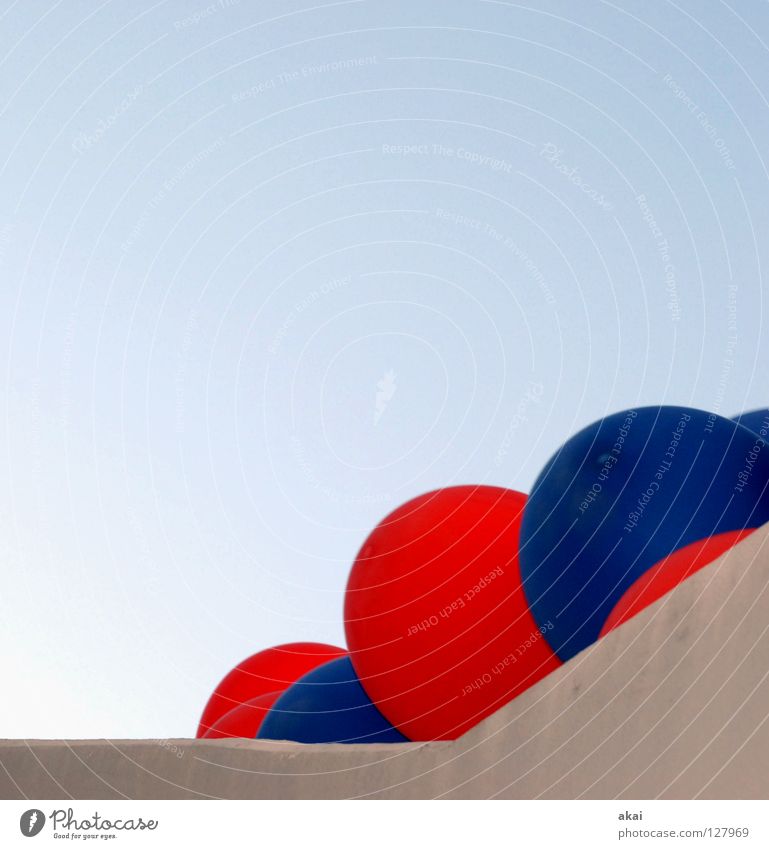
[{"x1": 197, "y1": 405, "x2": 769, "y2": 743}]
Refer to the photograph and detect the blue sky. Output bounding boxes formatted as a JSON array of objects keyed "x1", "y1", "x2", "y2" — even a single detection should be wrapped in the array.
[{"x1": 1, "y1": 0, "x2": 768, "y2": 737}]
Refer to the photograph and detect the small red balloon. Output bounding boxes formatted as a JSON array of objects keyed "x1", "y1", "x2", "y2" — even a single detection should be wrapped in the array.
[
  {"x1": 202, "y1": 691, "x2": 282, "y2": 739},
  {"x1": 599, "y1": 529, "x2": 755, "y2": 637},
  {"x1": 197, "y1": 642, "x2": 346, "y2": 737},
  {"x1": 345, "y1": 486, "x2": 562, "y2": 741}
]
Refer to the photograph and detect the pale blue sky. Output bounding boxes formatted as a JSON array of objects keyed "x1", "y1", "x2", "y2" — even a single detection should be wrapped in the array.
[{"x1": 2, "y1": 0, "x2": 768, "y2": 737}]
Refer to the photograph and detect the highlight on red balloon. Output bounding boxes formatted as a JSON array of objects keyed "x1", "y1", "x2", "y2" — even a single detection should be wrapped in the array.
[
  {"x1": 345, "y1": 485, "x2": 562, "y2": 741},
  {"x1": 196, "y1": 642, "x2": 347, "y2": 738},
  {"x1": 599, "y1": 529, "x2": 755, "y2": 638},
  {"x1": 202, "y1": 691, "x2": 282, "y2": 739}
]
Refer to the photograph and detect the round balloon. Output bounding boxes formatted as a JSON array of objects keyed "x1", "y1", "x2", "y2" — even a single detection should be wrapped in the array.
[
  {"x1": 202, "y1": 691, "x2": 282, "y2": 739},
  {"x1": 520, "y1": 406, "x2": 769, "y2": 660},
  {"x1": 345, "y1": 486, "x2": 562, "y2": 741},
  {"x1": 257, "y1": 656, "x2": 409, "y2": 744},
  {"x1": 732, "y1": 408, "x2": 769, "y2": 439},
  {"x1": 599, "y1": 529, "x2": 755, "y2": 636},
  {"x1": 197, "y1": 642, "x2": 346, "y2": 737}
]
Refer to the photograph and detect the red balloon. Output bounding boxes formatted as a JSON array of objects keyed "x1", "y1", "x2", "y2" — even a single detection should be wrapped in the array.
[
  {"x1": 197, "y1": 642, "x2": 346, "y2": 737},
  {"x1": 202, "y1": 691, "x2": 282, "y2": 739},
  {"x1": 345, "y1": 486, "x2": 562, "y2": 741},
  {"x1": 599, "y1": 529, "x2": 755, "y2": 637}
]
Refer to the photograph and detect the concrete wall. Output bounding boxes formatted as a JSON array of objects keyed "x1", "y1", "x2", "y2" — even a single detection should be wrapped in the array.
[{"x1": 3, "y1": 524, "x2": 769, "y2": 799}]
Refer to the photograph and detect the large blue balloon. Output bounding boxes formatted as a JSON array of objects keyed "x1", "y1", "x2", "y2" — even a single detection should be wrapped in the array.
[
  {"x1": 520, "y1": 406, "x2": 769, "y2": 661},
  {"x1": 732, "y1": 408, "x2": 769, "y2": 439},
  {"x1": 257, "y1": 656, "x2": 409, "y2": 744}
]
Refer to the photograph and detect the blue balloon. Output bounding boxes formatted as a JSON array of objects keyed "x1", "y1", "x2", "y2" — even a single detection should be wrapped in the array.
[
  {"x1": 520, "y1": 406, "x2": 769, "y2": 661},
  {"x1": 257, "y1": 656, "x2": 409, "y2": 744},
  {"x1": 732, "y1": 408, "x2": 769, "y2": 439}
]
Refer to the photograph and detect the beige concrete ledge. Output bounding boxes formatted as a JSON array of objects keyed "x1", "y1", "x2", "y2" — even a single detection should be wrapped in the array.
[{"x1": 3, "y1": 524, "x2": 769, "y2": 800}]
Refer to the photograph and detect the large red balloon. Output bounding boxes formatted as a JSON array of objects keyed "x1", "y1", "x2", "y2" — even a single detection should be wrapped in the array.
[
  {"x1": 202, "y1": 691, "x2": 282, "y2": 739},
  {"x1": 345, "y1": 486, "x2": 562, "y2": 741},
  {"x1": 197, "y1": 642, "x2": 346, "y2": 737},
  {"x1": 599, "y1": 529, "x2": 755, "y2": 637}
]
